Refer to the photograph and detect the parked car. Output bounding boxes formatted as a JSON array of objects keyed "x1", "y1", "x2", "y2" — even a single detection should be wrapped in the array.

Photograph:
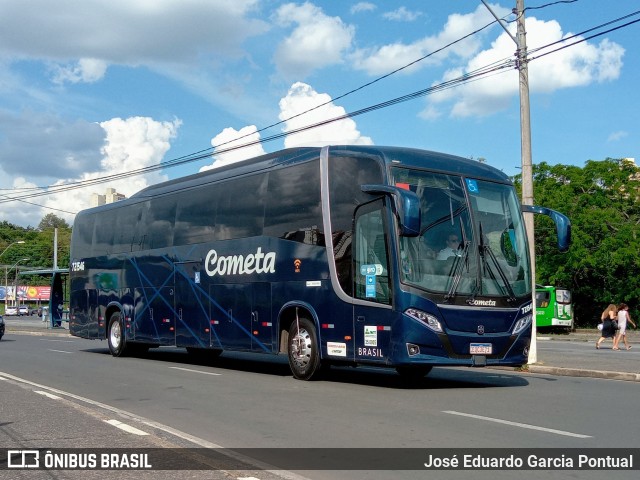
[
  {"x1": 0, "y1": 314, "x2": 5, "y2": 340},
  {"x1": 5, "y1": 306, "x2": 17, "y2": 316},
  {"x1": 18, "y1": 305, "x2": 29, "y2": 316}
]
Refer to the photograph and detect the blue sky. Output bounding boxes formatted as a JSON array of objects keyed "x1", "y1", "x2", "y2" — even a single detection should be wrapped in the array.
[{"x1": 0, "y1": 0, "x2": 638, "y2": 227}]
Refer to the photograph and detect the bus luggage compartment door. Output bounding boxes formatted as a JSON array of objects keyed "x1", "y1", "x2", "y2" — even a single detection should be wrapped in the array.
[
  {"x1": 134, "y1": 286, "x2": 175, "y2": 346},
  {"x1": 209, "y1": 283, "x2": 272, "y2": 352}
]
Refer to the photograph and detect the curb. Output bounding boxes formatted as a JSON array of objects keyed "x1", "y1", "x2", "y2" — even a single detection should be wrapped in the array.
[
  {"x1": 528, "y1": 365, "x2": 640, "y2": 382},
  {"x1": 5, "y1": 327, "x2": 71, "y2": 338}
]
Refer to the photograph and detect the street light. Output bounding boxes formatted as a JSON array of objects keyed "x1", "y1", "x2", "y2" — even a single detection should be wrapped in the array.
[
  {"x1": 1, "y1": 240, "x2": 26, "y2": 306},
  {"x1": 6, "y1": 257, "x2": 29, "y2": 310},
  {"x1": 0, "y1": 240, "x2": 25, "y2": 259}
]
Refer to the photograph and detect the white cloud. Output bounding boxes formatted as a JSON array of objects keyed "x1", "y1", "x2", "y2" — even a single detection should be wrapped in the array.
[
  {"x1": 200, "y1": 126, "x2": 266, "y2": 171},
  {"x1": 51, "y1": 58, "x2": 108, "y2": 84},
  {"x1": 0, "y1": 0, "x2": 268, "y2": 84},
  {"x1": 351, "y1": 2, "x2": 376, "y2": 14},
  {"x1": 36, "y1": 116, "x2": 181, "y2": 225},
  {"x1": 607, "y1": 131, "x2": 628, "y2": 142},
  {"x1": 273, "y1": 3, "x2": 355, "y2": 78},
  {"x1": 199, "y1": 82, "x2": 374, "y2": 172},
  {"x1": 279, "y1": 82, "x2": 373, "y2": 148},
  {"x1": 383, "y1": 7, "x2": 422, "y2": 22},
  {"x1": 423, "y1": 17, "x2": 625, "y2": 118},
  {"x1": 351, "y1": 3, "x2": 509, "y2": 76}
]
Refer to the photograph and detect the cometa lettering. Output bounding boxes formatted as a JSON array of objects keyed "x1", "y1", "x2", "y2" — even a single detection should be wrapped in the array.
[{"x1": 205, "y1": 247, "x2": 276, "y2": 277}]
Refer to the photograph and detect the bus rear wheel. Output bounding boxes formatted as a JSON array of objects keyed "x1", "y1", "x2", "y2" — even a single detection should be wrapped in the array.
[
  {"x1": 287, "y1": 317, "x2": 321, "y2": 380},
  {"x1": 107, "y1": 312, "x2": 128, "y2": 357}
]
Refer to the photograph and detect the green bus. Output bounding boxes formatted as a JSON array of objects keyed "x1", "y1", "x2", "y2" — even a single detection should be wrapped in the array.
[{"x1": 535, "y1": 286, "x2": 573, "y2": 331}]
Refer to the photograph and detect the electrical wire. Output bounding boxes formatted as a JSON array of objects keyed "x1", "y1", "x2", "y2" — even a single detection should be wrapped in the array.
[{"x1": 2, "y1": 7, "x2": 638, "y2": 213}]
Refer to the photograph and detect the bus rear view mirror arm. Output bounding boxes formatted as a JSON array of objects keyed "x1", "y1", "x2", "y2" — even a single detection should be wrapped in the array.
[
  {"x1": 521, "y1": 205, "x2": 572, "y2": 253},
  {"x1": 361, "y1": 184, "x2": 421, "y2": 237}
]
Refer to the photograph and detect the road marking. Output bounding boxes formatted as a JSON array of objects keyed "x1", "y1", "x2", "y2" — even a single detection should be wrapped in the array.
[
  {"x1": 443, "y1": 410, "x2": 591, "y2": 438},
  {"x1": 40, "y1": 338, "x2": 75, "y2": 343},
  {"x1": 105, "y1": 419, "x2": 149, "y2": 436},
  {"x1": 169, "y1": 366, "x2": 222, "y2": 376},
  {"x1": 35, "y1": 390, "x2": 62, "y2": 400},
  {"x1": 0, "y1": 372, "x2": 310, "y2": 480},
  {"x1": 47, "y1": 349, "x2": 73, "y2": 354}
]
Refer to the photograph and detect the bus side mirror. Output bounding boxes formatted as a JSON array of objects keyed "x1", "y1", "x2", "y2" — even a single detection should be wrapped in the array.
[
  {"x1": 361, "y1": 184, "x2": 421, "y2": 237},
  {"x1": 521, "y1": 205, "x2": 572, "y2": 253}
]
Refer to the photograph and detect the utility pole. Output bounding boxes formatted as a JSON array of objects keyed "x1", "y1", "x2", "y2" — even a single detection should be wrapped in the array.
[{"x1": 482, "y1": 0, "x2": 537, "y2": 362}]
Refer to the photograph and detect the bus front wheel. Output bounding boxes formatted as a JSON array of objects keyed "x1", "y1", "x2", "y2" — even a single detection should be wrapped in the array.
[
  {"x1": 107, "y1": 312, "x2": 128, "y2": 357},
  {"x1": 287, "y1": 317, "x2": 321, "y2": 380}
]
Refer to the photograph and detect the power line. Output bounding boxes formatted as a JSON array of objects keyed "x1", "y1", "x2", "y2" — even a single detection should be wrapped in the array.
[{"x1": 2, "y1": 7, "x2": 638, "y2": 212}]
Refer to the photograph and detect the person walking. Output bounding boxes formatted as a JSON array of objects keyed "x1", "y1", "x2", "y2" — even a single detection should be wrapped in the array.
[
  {"x1": 596, "y1": 304, "x2": 618, "y2": 349},
  {"x1": 613, "y1": 303, "x2": 636, "y2": 351}
]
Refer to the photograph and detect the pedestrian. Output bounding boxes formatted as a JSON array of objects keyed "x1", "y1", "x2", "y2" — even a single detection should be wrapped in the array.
[
  {"x1": 596, "y1": 304, "x2": 618, "y2": 349},
  {"x1": 613, "y1": 303, "x2": 636, "y2": 351}
]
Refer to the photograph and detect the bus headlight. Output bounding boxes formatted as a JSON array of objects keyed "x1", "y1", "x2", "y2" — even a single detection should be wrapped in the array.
[
  {"x1": 512, "y1": 314, "x2": 533, "y2": 335},
  {"x1": 405, "y1": 308, "x2": 443, "y2": 333}
]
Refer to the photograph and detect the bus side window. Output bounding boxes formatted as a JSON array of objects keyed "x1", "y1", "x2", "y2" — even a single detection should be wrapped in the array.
[{"x1": 353, "y1": 199, "x2": 391, "y2": 305}]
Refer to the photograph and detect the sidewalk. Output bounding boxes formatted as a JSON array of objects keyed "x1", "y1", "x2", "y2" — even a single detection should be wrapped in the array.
[
  {"x1": 3, "y1": 317, "x2": 639, "y2": 382},
  {"x1": 531, "y1": 328, "x2": 639, "y2": 382}
]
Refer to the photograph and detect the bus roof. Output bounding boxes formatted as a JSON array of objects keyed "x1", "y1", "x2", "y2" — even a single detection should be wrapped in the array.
[{"x1": 81, "y1": 145, "x2": 511, "y2": 216}]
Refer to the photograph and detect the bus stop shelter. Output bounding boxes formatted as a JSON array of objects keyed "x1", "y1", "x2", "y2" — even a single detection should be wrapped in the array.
[{"x1": 18, "y1": 268, "x2": 69, "y2": 329}]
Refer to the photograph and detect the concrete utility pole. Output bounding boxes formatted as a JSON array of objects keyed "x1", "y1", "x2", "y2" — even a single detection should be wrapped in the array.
[{"x1": 482, "y1": 0, "x2": 537, "y2": 362}]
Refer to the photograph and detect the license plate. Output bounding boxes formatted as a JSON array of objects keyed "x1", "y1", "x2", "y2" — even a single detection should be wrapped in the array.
[{"x1": 470, "y1": 343, "x2": 492, "y2": 354}]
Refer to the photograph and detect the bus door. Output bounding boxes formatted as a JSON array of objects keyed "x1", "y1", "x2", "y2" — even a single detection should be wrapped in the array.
[
  {"x1": 174, "y1": 261, "x2": 209, "y2": 349},
  {"x1": 134, "y1": 286, "x2": 175, "y2": 346},
  {"x1": 209, "y1": 283, "x2": 273, "y2": 352},
  {"x1": 353, "y1": 199, "x2": 393, "y2": 363}
]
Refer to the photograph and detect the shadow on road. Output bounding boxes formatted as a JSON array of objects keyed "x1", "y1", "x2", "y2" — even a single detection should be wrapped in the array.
[{"x1": 82, "y1": 345, "x2": 530, "y2": 390}]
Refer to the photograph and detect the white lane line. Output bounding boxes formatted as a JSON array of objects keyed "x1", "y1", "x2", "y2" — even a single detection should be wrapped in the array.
[
  {"x1": 443, "y1": 410, "x2": 591, "y2": 438},
  {"x1": 40, "y1": 338, "x2": 76, "y2": 343},
  {"x1": 47, "y1": 349, "x2": 73, "y2": 354},
  {"x1": 35, "y1": 390, "x2": 62, "y2": 400},
  {"x1": 105, "y1": 419, "x2": 149, "y2": 436},
  {"x1": 169, "y1": 366, "x2": 222, "y2": 376}
]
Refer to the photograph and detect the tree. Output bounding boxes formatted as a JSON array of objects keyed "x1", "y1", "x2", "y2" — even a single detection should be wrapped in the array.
[
  {"x1": 38, "y1": 213, "x2": 70, "y2": 231},
  {"x1": 515, "y1": 158, "x2": 640, "y2": 326}
]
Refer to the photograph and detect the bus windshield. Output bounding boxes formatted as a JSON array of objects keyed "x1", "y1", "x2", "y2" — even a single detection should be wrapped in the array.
[{"x1": 393, "y1": 168, "x2": 531, "y2": 299}]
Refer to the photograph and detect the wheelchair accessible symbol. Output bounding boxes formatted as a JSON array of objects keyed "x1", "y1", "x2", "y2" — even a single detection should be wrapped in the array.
[{"x1": 466, "y1": 179, "x2": 479, "y2": 193}]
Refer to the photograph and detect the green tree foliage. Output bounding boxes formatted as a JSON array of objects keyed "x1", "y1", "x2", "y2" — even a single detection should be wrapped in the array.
[
  {"x1": 515, "y1": 158, "x2": 640, "y2": 326},
  {"x1": 0, "y1": 214, "x2": 71, "y2": 287}
]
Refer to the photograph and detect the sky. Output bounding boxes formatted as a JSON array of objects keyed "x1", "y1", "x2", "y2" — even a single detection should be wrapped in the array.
[{"x1": 0, "y1": 0, "x2": 638, "y2": 228}]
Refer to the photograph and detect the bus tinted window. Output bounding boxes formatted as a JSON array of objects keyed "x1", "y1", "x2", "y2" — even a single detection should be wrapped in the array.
[
  {"x1": 329, "y1": 155, "x2": 384, "y2": 295},
  {"x1": 72, "y1": 212, "x2": 95, "y2": 258},
  {"x1": 264, "y1": 161, "x2": 323, "y2": 245},
  {"x1": 215, "y1": 174, "x2": 267, "y2": 240},
  {"x1": 93, "y1": 209, "x2": 118, "y2": 256},
  {"x1": 174, "y1": 186, "x2": 218, "y2": 245},
  {"x1": 145, "y1": 197, "x2": 176, "y2": 249}
]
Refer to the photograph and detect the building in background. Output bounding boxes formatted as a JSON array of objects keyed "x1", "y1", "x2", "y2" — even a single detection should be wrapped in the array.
[{"x1": 90, "y1": 188, "x2": 126, "y2": 207}]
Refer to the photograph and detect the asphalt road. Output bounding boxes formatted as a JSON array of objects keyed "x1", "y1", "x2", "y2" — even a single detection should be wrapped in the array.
[{"x1": 1, "y1": 326, "x2": 639, "y2": 480}]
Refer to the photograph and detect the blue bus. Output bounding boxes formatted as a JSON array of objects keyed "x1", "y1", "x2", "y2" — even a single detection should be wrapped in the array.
[{"x1": 69, "y1": 146, "x2": 570, "y2": 380}]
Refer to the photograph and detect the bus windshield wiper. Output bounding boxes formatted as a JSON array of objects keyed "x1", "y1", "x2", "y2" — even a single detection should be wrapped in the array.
[
  {"x1": 444, "y1": 240, "x2": 470, "y2": 301},
  {"x1": 481, "y1": 242, "x2": 517, "y2": 303},
  {"x1": 476, "y1": 222, "x2": 516, "y2": 303}
]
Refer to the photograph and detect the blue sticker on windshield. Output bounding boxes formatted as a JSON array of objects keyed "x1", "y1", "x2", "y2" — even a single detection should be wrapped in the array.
[{"x1": 466, "y1": 179, "x2": 479, "y2": 194}]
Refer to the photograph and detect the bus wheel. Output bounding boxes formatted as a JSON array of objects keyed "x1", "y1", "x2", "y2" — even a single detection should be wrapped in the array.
[
  {"x1": 107, "y1": 312, "x2": 128, "y2": 357},
  {"x1": 288, "y1": 317, "x2": 320, "y2": 380},
  {"x1": 395, "y1": 366, "x2": 432, "y2": 380}
]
